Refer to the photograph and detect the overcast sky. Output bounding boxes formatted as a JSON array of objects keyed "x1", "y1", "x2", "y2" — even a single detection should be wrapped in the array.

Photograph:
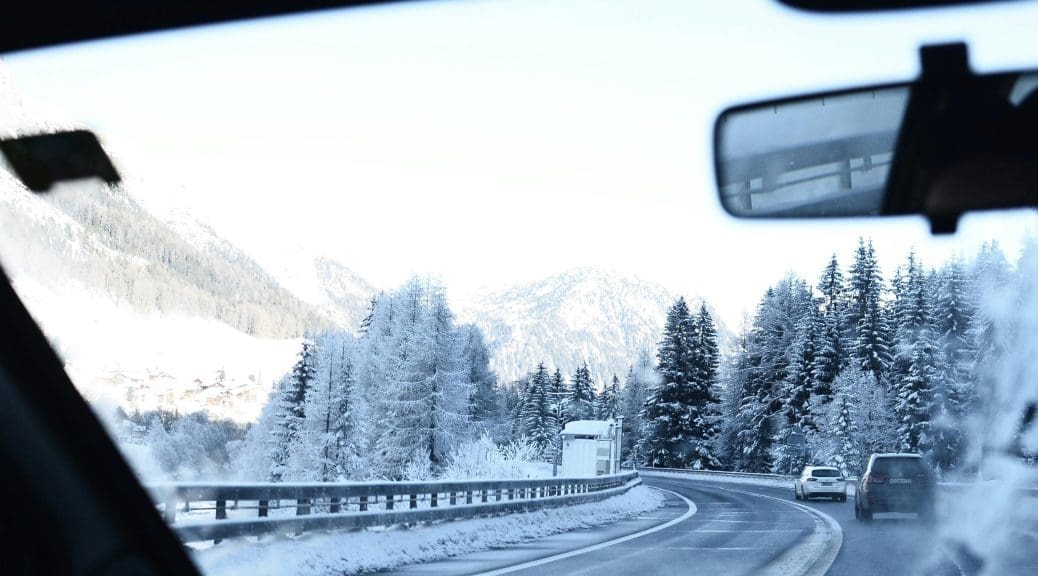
[{"x1": 5, "y1": 0, "x2": 1038, "y2": 326}]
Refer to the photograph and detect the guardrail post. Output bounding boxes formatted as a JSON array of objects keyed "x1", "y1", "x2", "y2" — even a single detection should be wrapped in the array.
[
  {"x1": 449, "y1": 491, "x2": 456, "y2": 506},
  {"x1": 431, "y1": 492, "x2": 438, "y2": 508},
  {"x1": 465, "y1": 490, "x2": 472, "y2": 504},
  {"x1": 385, "y1": 495, "x2": 394, "y2": 510},
  {"x1": 297, "y1": 498, "x2": 311, "y2": 516},
  {"x1": 410, "y1": 494, "x2": 418, "y2": 509},
  {"x1": 481, "y1": 489, "x2": 488, "y2": 503},
  {"x1": 212, "y1": 499, "x2": 228, "y2": 545},
  {"x1": 330, "y1": 497, "x2": 341, "y2": 513},
  {"x1": 495, "y1": 488, "x2": 501, "y2": 502},
  {"x1": 507, "y1": 488, "x2": 514, "y2": 500},
  {"x1": 258, "y1": 499, "x2": 269, "y2": 517},
  {"x1": 359, "y1": 496, "x2": 368, "y2": 512},
  {"x1": 163, "y1": 496, "x2": 177, "y2": 523}
]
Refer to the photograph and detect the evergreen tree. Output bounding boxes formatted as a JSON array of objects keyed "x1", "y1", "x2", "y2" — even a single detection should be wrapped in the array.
[
  {"x1": 639, "y1": 298, "x2": 722, "y2": 469},
  {"x1": 519, "y1": 363, "x2": 557, "y2": 459},
  {"x1": 813, "y1": 254, "x2": 847, "y2": 396},
  {"x1": 897, "y1": 330, "x2": 938, "y2": 455},
  {"x1": 844, "y1": 238, "x2": 893, "y2": 380},
  {"x1": 549, "y1": 368, "x2": 570, "y2": 427},
  {"x1": 931, "y1": 259, "x2": 975, "y2": 472},
  {"x1": 378, "y1": 279, "x2": 473, "y2": 478},
  {"x1": 620, "y1": 352, "x2": 652, "y2": 465},
  {"x1": 569, "y1": 362, "x2": 597, "y2": 421},
  {"x1": 889, "y1": 250, "x2": 933, "y2": 454},
  {"x1": 595, "y1": 374, "x2": 620, "y2": 419},
  {"x1": 465, "y1": 325, "x2": 506, "y2": 440},
  {"x1": 269, "y1": 337, "x2": 318, "y2": 481}
]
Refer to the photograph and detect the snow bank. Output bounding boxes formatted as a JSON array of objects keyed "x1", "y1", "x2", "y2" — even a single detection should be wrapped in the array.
[
  {"x1": 640, "y1": 469, "x2": 861, "y2": 496},
  {"x1": 639, "y1": 469, "x2": 795, "y2": 489},
  {"x1": 193, "y1": 484, "x2": 663, "y2": 576}
]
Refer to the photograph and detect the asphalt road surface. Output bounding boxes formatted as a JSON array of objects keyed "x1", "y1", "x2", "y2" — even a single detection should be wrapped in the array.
[{"x1": 382, "y1": 472, "x2": 1037, "y2": 576}]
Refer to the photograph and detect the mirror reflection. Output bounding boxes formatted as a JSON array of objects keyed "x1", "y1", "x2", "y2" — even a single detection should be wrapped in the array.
[{"x1": 717, "y1": 86, "x2": 909, "y2": 217}]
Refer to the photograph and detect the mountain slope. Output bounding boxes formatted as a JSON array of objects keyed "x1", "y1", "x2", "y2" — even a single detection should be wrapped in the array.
[{"x1": 458, "y1": 267, "x2": 732, "y2": 385}]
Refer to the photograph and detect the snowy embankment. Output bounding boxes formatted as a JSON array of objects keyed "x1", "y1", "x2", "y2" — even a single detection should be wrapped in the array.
[{"x1": 193, "y1": 484, "x2": 663, "y2": 576}]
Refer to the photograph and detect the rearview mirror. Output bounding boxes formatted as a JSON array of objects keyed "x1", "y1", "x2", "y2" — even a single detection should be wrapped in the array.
[
  {"x1": 714, "y1": 43, "x2": 1038, "y2": 233},
  {"x1": 717, "y1": 85, "x2": 908, "y2": 218}
]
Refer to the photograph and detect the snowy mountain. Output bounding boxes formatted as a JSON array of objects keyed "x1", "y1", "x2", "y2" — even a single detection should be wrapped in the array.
[
  {"x1": 457, "y1": 267, "x2": 733, "y2": 385},
  {"x1": 0, "y1": 61, "x2": 377, "y2": 421},
  {"x1": 244, "y1": 248, "x2": 377, "y2": 332}
]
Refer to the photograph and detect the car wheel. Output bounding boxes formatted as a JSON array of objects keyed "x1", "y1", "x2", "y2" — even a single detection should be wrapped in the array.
[
  {"x1": 840, "y1": 494, "x2": 847, "y2": 502},
  {"x1": 794, "y1": 485, "x2": 800, "y2": 500},
  {"x1": 859, "y1": 503, "x2": 872, "y2": 522}
]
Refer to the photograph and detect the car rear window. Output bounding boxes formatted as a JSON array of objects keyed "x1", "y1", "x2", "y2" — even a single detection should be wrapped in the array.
[
  {"x1": 811, "y1": 469, "x2": 841, "y2": 478},
  {"x1": 871, "y1": 457, "x2": 928, "y2": 477}
]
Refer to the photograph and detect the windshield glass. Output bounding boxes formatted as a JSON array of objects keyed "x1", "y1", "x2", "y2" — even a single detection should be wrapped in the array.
[{"x1": 1, "y1": 1, "x2": 1037, "y2": 575}]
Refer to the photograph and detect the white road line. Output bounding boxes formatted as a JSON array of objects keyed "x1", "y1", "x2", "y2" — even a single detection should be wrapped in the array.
[
  {"x1": 702, "y1": 484, "x2": 843, "y2": 576},
  {"x1": 470, "y1": 488, "x2": 697, "y2": 576}
]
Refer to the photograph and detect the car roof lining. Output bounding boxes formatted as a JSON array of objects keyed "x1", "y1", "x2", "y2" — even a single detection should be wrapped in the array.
[{"x1": 2, "y1": 0, "x2": 413, "y2": 54}]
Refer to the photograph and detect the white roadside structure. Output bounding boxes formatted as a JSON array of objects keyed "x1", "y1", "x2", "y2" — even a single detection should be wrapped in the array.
[{"x1": 560, "y1": 418, "x2": 623, "y2": 476}]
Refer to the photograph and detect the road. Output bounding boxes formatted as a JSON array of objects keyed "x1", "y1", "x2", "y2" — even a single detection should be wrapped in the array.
[{"x1": 383, "y1": 472, "x2": 1038, "y2": 576}]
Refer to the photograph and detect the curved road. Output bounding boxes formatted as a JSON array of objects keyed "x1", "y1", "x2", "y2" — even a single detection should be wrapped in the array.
[{"x1": 384, "y1": 473, "x2": 1032, "y2": 576}]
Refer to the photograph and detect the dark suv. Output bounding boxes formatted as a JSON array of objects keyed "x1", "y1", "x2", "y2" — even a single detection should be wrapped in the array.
[{"x1": 855, "y1": 453, "x2": 936, "y2": 522}]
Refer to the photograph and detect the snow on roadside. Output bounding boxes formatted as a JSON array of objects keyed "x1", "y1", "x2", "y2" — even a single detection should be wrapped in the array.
[
  {"x1": 639, "y1": 470, "x2": 795, "y2": 489},
  {"x1": 193, "y1": 484, "x2": 664, "y2": 576}
]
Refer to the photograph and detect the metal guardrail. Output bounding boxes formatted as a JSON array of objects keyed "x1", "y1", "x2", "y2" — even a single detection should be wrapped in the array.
[{"x1": 148, "y1": 471, "x2": 640, "y2": 543}]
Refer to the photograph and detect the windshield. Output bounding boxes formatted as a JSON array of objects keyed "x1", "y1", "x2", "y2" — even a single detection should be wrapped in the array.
[{"x1": 1, "y1": 1, "x2": 1037, "y2": 575}]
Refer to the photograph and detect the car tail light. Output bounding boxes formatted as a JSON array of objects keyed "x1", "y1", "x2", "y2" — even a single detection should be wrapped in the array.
[
  {"x1": 806, "y1": 477, "x2": 817, "y2": 482},
  {"x1": 865, "y1": 473, "x2": 887, "y2": 484}
]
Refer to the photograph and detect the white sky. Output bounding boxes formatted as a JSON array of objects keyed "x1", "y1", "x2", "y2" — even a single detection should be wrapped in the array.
[{"x1": 5, "y1": 0, "x2": 1038, "y2": 327}]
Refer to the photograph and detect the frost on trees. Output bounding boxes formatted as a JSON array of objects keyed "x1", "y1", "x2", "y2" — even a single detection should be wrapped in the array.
[{"x1": 639, "y1": 297, "x2": 722, "y2": 470}]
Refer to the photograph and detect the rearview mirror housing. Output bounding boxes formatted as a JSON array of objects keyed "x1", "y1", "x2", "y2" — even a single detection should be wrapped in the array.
[{"x1": 713, "y1": 43, "x2": 1038, "y2": 234}]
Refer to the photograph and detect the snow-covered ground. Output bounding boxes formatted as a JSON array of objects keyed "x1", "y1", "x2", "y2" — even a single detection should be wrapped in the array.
[
  {"x1": 192, "y1": 485, "x2": 663, "y2": 576},
  {"x1": 12, "y1": 275, "x2": 299, "y2": 423}
]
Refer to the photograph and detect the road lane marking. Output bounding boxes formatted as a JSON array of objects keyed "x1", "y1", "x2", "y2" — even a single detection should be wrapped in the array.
[
  {"x1": 470, "y1": 488, "x2": 696, "y2": 576},
  {"x1": 702, "y1": 485, "x2": 843, "y2": 576}
]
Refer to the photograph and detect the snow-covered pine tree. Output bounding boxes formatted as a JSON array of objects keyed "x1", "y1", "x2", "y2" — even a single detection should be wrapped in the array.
[
  {"x1": 378, "y1": 279, "x2": 473, "y2": 478},
  {"x1": 568, "y1": 362, "x2": 597, "y2": 421},
  {"x1": 842, "y1": 239, "x2": 892, "y2": 381},
  {"x1": 844, "y1": 238, "x2": 893, "y2": 381},
  {"x1": 827, "y1": 371, "x2": 863, "y2": 476},
  {"x1": 897, "y1": 329, "x2": 939, "y2": 455},
  {"x1": 813, "y1": 254, "x2": 847, "y2": 397},
  {"x1": 268, "y1": 337, "x2": 318, "y2": 481},
  {"x1": 620, "y1": 352, "x2": 652, "y2": 465},
  {"x1": 784, "y1": 304, "x2": 822, "y2": 434},
  {"x1": 639, "y1": 297, "x2": 721, "y2": 469},
  {"x1": 291, "y1": 331, "x2": 369, "y2": 481},
  {"x1": 888, "y1": 250, "x2": 936, "y2": 455},
  {"x1": 595, "y1": 374, "x2": 620, "y2": 419},
  {"x1": 519, "y1": 363, "x2": 557, "y2": 459},
  {"x1": 931, "y1": 259, "x2": 975, "y2": 473},
  {"x1": 464, "y1": 325, "x2": 507, "y2": 440},
  {"x1": 549, "y1": 368, "x2": 570, "y2": 427}
]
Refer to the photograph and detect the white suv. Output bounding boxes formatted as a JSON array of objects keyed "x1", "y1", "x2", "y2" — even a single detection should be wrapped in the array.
[{"x1": 794, "y1": 466, "x2": 848, "y2": 502}]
